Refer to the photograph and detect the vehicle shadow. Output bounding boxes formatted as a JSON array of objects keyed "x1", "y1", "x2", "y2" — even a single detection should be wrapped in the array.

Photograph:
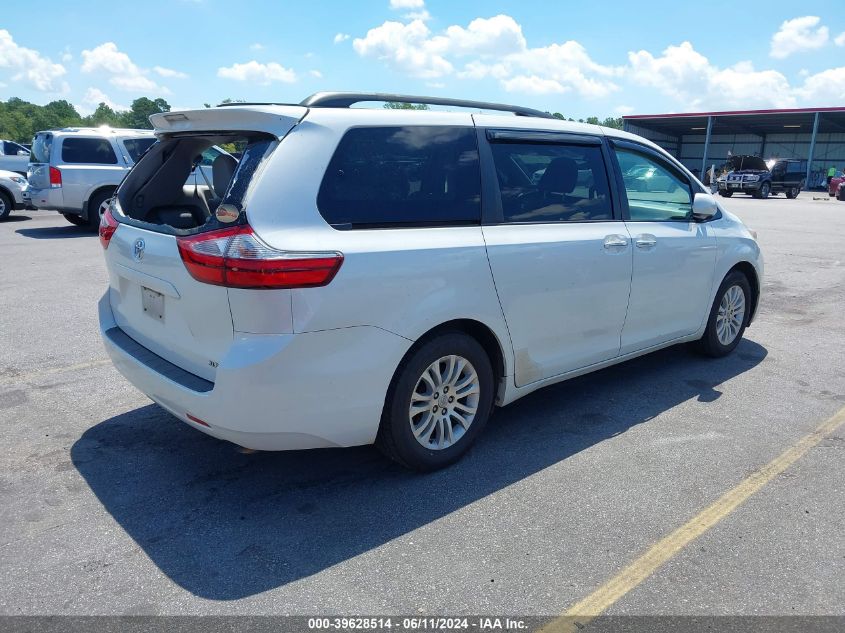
[
  {"x1": 16, "y1": 225, "x2": 94, "y2": 239},
  {"x1": 1, "y1": 215, "x2": 32, "y2": 222},
  {"x1": 72, "y1": 339, "x2": 767, "y2": 600}
]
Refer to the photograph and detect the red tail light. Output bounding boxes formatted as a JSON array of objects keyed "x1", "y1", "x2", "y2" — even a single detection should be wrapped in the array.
[
  {"x1": 49, "y1": 166, "x2": 62, "y2": 188},
  {"x1": 177, "y1": 225, "x2": 343, "y2": 289},
  {"x1": 99, "y1": 207, "x2": 119, "y2": 249}
]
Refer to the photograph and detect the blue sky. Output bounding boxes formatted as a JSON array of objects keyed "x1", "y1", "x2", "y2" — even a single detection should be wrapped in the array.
[{"x1": 1, "y1": 0, "x2": 844, "y2": 118}]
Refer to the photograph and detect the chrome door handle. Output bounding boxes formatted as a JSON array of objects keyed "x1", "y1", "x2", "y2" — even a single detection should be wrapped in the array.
[
  {"x1": 603, "y1": 234, "x2": 629, "y2": 250},
  {"x1": 635, "y1": 234, "x2": 657, "y2": 249}
]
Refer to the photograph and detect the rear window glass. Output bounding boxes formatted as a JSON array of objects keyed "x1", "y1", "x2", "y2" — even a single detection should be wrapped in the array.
[
  {"x1": 122, "y1": 138, "x2": 156, "y2": 163},
  {"x1": 61, "y1": 137, "x2": 118, "y2": 165},
  {"x1": 490, "y1": 142, "x2": 613, "y2": 223},
  {"x1": 30, "y1": 134, "x2": 52, "y2": 163},
  {"x1": 317, "y1": 126, "x2": 481, "y2": 228}
]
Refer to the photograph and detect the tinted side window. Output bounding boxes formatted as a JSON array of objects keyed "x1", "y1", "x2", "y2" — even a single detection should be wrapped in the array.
[
  {"x1": 317, "y1": 126, "x2": 480, "y2": 227},
  {"x1": 614, "y1": 148, "x2": 692, "y2": 221},
  {"x1": 122, "y1": 138, "x2": 156, "y2": 162},
  {"x1": 490, "y1": 141, "x2": 612, "y2": 222},
  {"x1": 61, "y1": 137, "x2": 118, "y2": 165}
]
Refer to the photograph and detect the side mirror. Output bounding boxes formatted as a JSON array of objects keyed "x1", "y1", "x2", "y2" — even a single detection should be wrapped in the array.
[
  {"x1": 692, "y1": 192, "x2": 718, "y2": 220},
  {"x1": 17, "y1": 150, "x2": 28, "y2": 156}
]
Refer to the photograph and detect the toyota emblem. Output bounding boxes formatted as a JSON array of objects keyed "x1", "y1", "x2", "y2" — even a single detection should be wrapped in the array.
[{"x1": 133, "y1": 238, "x2": 145, "y2": 262}]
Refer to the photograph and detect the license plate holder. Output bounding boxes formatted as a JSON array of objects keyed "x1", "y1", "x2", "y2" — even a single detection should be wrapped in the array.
[{"x1": 141, "y1": 286, "x2": 165, "y2": 321}]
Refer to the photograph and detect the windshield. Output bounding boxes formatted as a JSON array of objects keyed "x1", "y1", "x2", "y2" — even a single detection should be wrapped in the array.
[
  {"x1": 30, "y1": 133, "x2": 52, "y2": 164},
  {"x1": 729, "y1": 155, "x2": 767, "y2": 171}
]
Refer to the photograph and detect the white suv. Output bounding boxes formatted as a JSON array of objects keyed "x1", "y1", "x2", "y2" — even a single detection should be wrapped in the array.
[{"x1": 98, "y1": 93, "x2": 763, "y2": 471}]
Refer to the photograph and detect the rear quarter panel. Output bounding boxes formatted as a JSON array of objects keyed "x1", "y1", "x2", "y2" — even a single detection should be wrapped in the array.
[{"x1": 244, "y1": 110, "x2": 515, "y2": 379}]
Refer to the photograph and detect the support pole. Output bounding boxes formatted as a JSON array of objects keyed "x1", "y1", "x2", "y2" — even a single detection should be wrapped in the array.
[
  {"x1": 700, "y1": 115, "x2": 713, "y2": 181},
  {"x1": 806, "y1": 111, "x2": 820, "y2": 189}
]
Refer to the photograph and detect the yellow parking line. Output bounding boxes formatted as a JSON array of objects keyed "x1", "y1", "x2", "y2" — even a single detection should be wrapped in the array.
[
  {"x1": 541, "y1": 405, "x2": 845, "y2": 633},
  {"x1": 0, "y1": 358, "x2": 111, "y2": 385}
]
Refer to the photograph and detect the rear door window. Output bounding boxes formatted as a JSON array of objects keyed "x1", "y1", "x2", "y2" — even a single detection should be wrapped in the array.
[
  {"x1": 317, "y1": 126, "x2": 481, "y2": 228},
  {"x1": 61, "y1": 137, "x2": 118, "y2": 165},
  {"x1": 489, "y1": 141, "x2": 613, "y2": 223},
  {"x1": 122, "y1": 137, "x2": 157, "y2": 163}
]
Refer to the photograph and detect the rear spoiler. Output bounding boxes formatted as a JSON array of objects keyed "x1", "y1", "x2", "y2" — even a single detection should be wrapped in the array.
[{"x1": 149, "y1": 105, "x2": 308, "y2": 137}]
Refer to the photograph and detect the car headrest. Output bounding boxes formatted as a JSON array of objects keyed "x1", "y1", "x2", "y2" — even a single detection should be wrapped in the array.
[
  {"x1": 212, "y1": 153, "x2": 238, "y2": 198},
  {"x1": 538, "y1": 157, "x2": 577, "y2": 194}
]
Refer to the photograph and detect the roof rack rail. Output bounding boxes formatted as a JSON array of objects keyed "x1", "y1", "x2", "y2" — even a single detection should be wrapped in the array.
[{"x1": 299, "y1": 92, "x2": 554, "y2": 119}]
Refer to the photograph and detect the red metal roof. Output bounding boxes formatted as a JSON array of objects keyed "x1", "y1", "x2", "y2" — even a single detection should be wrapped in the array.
[{"x1": 623, "y1": 106, "x2": 845, "y2": 119}]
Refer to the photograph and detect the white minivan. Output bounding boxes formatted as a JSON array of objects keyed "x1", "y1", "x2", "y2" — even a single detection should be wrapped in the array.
[{"x1": 98, "y1": 93, "x2": 763, "y2": 470}]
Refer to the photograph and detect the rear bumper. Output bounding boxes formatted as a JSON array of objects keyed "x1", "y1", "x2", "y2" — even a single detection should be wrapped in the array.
[
  {"x1": 98, "y1": 293, "x2": 412, "y2": 451},
  {"x1": 27, "y1": 187, "x2": 68, "y2": 212}
]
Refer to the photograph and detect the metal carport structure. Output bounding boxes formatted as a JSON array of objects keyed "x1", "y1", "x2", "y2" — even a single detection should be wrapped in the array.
[{"x1": 622, "y1": 107, "x2": 845, "y2": 189}]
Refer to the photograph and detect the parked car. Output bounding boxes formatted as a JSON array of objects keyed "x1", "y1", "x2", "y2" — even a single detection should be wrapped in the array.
[
  {"x1": 0, "y1": 140, "x2": 30, "y2": 176},
  {"x1": 0, "y1": 169, "x2": 28, "y2": 220},
  {"x1": 26, "y1": 127, "x2": 157, "y2": 229},
  {"x1": 718, "y1": 155, "x2": 804, "y2": 199},
  {"x1": 98, "y1": 93, "x2": 763, "y2": 471}
]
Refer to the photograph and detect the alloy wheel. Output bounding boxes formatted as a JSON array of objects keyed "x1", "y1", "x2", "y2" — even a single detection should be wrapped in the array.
[
  {"x1": 716, "y1": 285, "x2": 746, "y2": 345},
  {"x1": 408, "y1": 354, "x2": 480, "y2": 450}
]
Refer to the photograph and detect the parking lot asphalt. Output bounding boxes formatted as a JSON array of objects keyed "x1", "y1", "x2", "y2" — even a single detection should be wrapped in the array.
[{"x1": 1, "y1": 195, "x2": 844, "y2": 618}]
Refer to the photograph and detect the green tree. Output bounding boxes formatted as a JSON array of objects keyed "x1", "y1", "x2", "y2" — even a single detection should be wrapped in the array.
[
  {"x1": 383, "y1": 102, "x2": 430, "y2": 110},
  {"x1": 83, "y1": 103, "x2": 123, "y2": 127},
  {"x1": 601, "y1": 116, "x2": 624, "y2": 130},
  {"x1": 120, "y1": 97, "x2": 171, "y2": 129}
]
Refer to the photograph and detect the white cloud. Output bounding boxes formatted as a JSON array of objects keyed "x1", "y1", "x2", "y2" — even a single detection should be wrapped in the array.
[
  {"x1": 309, "y1": 69, "x2": 323, "y2": 78},
  {"x1": 76, "y1": 87, "x2": 128, "y2": 116},
  {"x1": 81, "y1": 42, "x2": 168, "y2": 93},
  {"x1": 434, "y1": 15, "x2": 526, "y2": 57},
  {"x1": 153, "y1": 66, "x2": 188, "y2": 79},
  {"x1": 795, "y1": 66, "x2": 845, "y2": 104},
  {"x1": 0, "y1": 29, "x2": 67, "y2": 92},
  {"x1": 501, "y1": 75, "x2": 567, "y2": 95},
  {"x1": 217, "y1": 60, "x2": 297, "y2": 84},
  {"x1": 614, "y1": 105, "x2": 635, "y2": 115},
  {"x1": 334, "y1": 33, "x2": 350, "y2": 44},
  {"x1": 354, "y1": 14, "x2": 618, "y2": 97},
  {"x1": 835, "y1": 32, "x2": 845, "y2": 47},
  {"x1": 628, "y1": 42, "x2": 795, "y2": 110},
  {"x1": 770, "y1": 16, "x2": 829, "y2": 58},
  {"x1": 250, "y1": 43, "x2": 265, "y2": 51},
  {"x1": 353, "y1": 20, "x2": 452, "y2": 79},
  {"x1": 389, "y1": 0, "x2": 424, "y2": 8}
]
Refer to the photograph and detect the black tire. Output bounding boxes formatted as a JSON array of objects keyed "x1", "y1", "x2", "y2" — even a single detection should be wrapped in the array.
[
  {"x1": 758, "y1": 182, "x2": 771, "y2": 199},
  {"x1": 719, "y1": 191, "x2": 733, "y2": 198},
  {"x1": 838, "y1": 188, "x2": 845, "y2": 202},
  {"x1": 62, "y1": 213, "x2": 87, "y2": 226},
  {"x1": 86, "y1": 190, "x2": 114, "y2": 231},
  {"x1": 0, "y1": 191, "x2": 11, "y2": 220},
  {"x1": 376, "y1": 332, "x2": 495, "y2": 471},
  {"x1": 692, "y1": 271, "x2": 752, "y2": 358},
  {"x1": 785, "y1": 186, "x2": 799, "y2": 199}
]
